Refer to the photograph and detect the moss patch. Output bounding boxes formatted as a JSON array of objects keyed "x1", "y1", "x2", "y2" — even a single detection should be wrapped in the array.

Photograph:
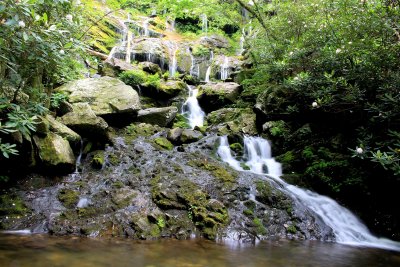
[
  {"x1": 0, "y1": 194, "x2": 28, "y2": 218},
  {"x1": 58, "y1": 189, "x2": 79, "y2": 209},
  {"x1": 153, "y1": 137, "x2": 174, "y2": 150},
  {"x1": 188, "y1": 159, "x2": 237, "y2": 185}
]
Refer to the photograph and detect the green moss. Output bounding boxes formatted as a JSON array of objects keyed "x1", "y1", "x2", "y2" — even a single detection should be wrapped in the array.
[
  {"x1": 188, "y1": 159, "x2": 237, "y2": 184},
  {"x1": 108, "y1": 154, "x2": 120, "y2": 166},
  {"x1": 57, "y1": 189, "x2": 79, "y2": 209},
  {"x1": 286, "y1": 224, "x2": 297, "y2": 234},
  {"x1": 124, "y1": 123, "x2": 161, "y2": 141},
  {"x1": 92, "y1": 150, "x2": 105, "y2": 169},
  {"x1": 255, "y1": 180, "x2": 272, "y2": 200},
  {"x1": 153, "y1": 137, "x2": 174, "y2": 150},
  {"x1": 244, "y1": 200, "x2": 256, "y2": 211},
  {"x1": 253, "y1": 217, "x2": 267, "y2": 235},
  {"x1": 229, "y1": 143, "x2": 243, "y2": 153},
  {"x1": 119, "y1": 69, "x2": 147, "y2": 86},
  {"x1": 112, "y1": 181, "x2": 124, "y2": 189},
  {"x1": 243, "y1": 209, "x2": 253, "y2": 217},
  {"x1": 240, "y1": 162, "x2": 251, "y2": 170},
  {"x1": 172, "y1": 113, "x2": 190, "y2": 129}
]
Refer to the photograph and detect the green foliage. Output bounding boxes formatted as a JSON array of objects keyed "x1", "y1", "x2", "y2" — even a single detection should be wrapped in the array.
[
  {"x1": 50, "y1": 92, "x2": 69, "y2": 109},
  {"x1": 119, "y1": 69, "x2": 147, "y2": 86}
]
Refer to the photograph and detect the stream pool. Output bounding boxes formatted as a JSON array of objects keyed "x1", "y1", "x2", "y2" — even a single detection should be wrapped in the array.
[{"x1": 0, "y1": 234, "x2": 399, "y2": 267}]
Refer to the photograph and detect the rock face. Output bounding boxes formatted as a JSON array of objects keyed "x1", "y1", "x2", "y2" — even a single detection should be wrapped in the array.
[
  {"x1": 200, "y1": 35, "x2": 230, "y2": 49},
  {"x1": 59, "y1": 103, "x2": 110, "y2": 142},
  {"x1": 141, "y1": 79, "x2": 186, "y2": 100},
  {"x1": 167, "y1": 128, "x2": 204, "y2": 145},
  {"x1": 207, "y1": 108, "x2": 257, "y2": 135},
  {"x1": 197, "y1": 82, "x2": 241, "y2": 113},
  {"x1": 139, "y1": 61, "x2": 162, "y2": 75},
  {"x1": 136, "y1": 106, "x2": 178, "y2": 127},
  {"x1": 3, "y1": 135, "x2": 333, "y2": 242},
  {"x1": 45, "y1": 115, "x2": 81, "y2": 145},
  {"x1": 33, "y1": 133, "x2": 75, "y2": 173},
  {"x1": 56, "y1": 77, "x2": 141, "y2": 117}
]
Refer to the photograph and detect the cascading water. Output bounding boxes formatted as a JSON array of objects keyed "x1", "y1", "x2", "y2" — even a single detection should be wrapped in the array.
[
  {"x1": 107, "y1": 19, "x2": 128, "y2": 61},
  {"x1": 201, "y1": 14, "x2": 208, "y2": 34},
  {"x1": 220, "y1": 56, "x2": 229, "y2": 80},
  {"x1": 238, "y1": 29, "x2": 245, "y2": 55},
  {"x1": 205, "y1": 50, "x2": 214, "y2": 82},
  {"x1": 182, "y1": 85, "x2": 205, "y2": 129},
  {"x1": 189, "y1": 48, "x2": 198, "y2": 78},
  {"x1": 166, "y1": 42, "x2": 178, "y2": 76},
  {"x1": 143, "y1": 18, "x2": 150, "y2": 37},
  {"x1": 218, "y1": 135, "x2": 400, "y2": 251}
]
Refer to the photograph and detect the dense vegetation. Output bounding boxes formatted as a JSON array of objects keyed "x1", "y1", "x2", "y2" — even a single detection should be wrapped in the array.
[{"x1": 237, "y1": 0, "x2": 400, "y2": 238}]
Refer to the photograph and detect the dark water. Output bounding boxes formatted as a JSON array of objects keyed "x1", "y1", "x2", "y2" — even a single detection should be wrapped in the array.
[{"x1": 0, "y1": 234, "x2": 399, "y2": 267}]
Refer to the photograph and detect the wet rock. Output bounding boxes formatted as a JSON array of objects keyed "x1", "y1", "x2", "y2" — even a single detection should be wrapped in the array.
[
  {"x1": 137, "y1": 106, "x2": 178, "y2": 127},
  {"x1": 59, "y1": 103, "x2": 110, "y2": 142},
  {"x1": 33, "y1": 132, "x2": 75, "y2": 173},
  {"x1": 197, "y1": 82, "x2": 241, "y2": 113},
  {"x1": 56, "y1": 76, "x2": 141, "y2": 118},
  {"x1": 102, "y1": 58, "x2": 137, "y2": 77},
  {"x1": 207, "y1": 108, "x2": 257, "y2": 135},
  {"x1": 153, "y1": 137, "x2": 174, "y2": 150}
]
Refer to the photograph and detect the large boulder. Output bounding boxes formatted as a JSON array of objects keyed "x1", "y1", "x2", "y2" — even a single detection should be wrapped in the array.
[
  {"x1": 167, "y1": 128, "x2": 203, "y2": 145},
  {"x1": 141, "y1": 79, "x2": 186, "y2": 100},
  {"x1": 101, "y1": 58, "x2": 138, "y2": 77},
  {"x1": 207, "y1": 108, "x2": 257, "y2": 135},
  {"x1": 56, "y1": 77, "x2": 141, "y2": 118},
  {"x1": 197, "y1": 82, "x2": 241, "y2": 113},
  {"x1": 33, "y1": 132, "x2": 75, "y2": 173},
  {"x1": 139, "y1": 61, "x2": 162, "y2": 75},
  {"x1": 45, "y1": 115, "x2": 81, "y2": 145},
  {"x1": 59, "y1": 103, "x2": 110, "y2": 142},
  {"x1": 136, "y1": 106, "x2": 178, "y2": 127}
]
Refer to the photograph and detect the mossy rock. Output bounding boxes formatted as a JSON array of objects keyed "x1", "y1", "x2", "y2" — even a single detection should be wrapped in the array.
[
  {"x1": 153, "y1": 137, "x2": 174, "y2": 150},
  {"x1": 123, "y1": 123, "x2": 162, "y2": 142},
  {"x1": 188, "y1": 159, "x2": 237, "y2": 184},
  {"x1": 92, "y1": 150, "x2": 105, "y2": 169},
  {"x1": 58, "y1": 189, "x2": 79, "y2": 209}
]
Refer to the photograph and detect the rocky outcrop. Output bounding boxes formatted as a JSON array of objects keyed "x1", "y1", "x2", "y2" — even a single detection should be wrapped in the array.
[
  {"x1": 136, "y1": 106, "x2": 178, "y2": 127},
  {"x1": 207, "y1": 108, "x2": 257, "y2": 135},
  {"x1": 200, "y1": 35, "x2": 230, "y2": 49},
  {"x1": 56, "y1": 77, "x2": 141, "y2": 119},
  {"x1": 139, "y1": 61, "x2": 162, "y2": 75},
  {"x1": 33, "y1": 133, "x2": 75, "y2": 173},
  {"x1": 197, "y1": 82, "x2": 241, "y2": 113},
  {"x1": 141, "y1": 79, "x2": 186, "y2": 100},
  {"x1": 59, "y1": 103, "x2": 110, "y2": 142}
]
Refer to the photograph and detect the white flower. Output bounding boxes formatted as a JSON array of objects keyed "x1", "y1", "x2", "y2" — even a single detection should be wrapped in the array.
[
  {"x1": 348, "y1": 41, "x2": 353, "y2": 45},
  {"x1": 75, "y1": 0, "x2": 81, "y2": 5},
  {"x1": 289, "y1": 51, "x2": 294, "y2": 56},
  {"x1": 35, "y1": 15, "x2": 41, "y2": 21},
  {"x1": 312, "y1": 101, "x2": 318, "y2": 108},
  {"x1": 18, "y1": 21, "x2": 25, "y2": 28},
  {"x1": 293, "y1": 77, "x2": 299, "y2": 81},
  {"x1": 59, "y1": 50, "x2": 65, "y2": 55},
  {"x1": 356, "y1": 147, "x2": 363, "y2": 154},
  {"x1": 66, "y1": 14, "x2": 73, "y2": 22},
  {"x1": 335, "y1": 48, "x2": 342, "y2": 54}
]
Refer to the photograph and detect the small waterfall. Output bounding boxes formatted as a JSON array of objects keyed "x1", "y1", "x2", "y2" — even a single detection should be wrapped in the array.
[
  {"x1": 238, "y1": 29, "x2": 245, "y2": 55},
  {"x1": 165, "y1": 41, "x2": 178, "y2": 76},
  {"x1": 218, "y1": 136, "x2": 400, "y2": 251},
  {"x1": 182, "y1": 85, "x2": 205, "y2": 129},
  {"x1": 220, "y1": 56, "x2": 229, "y2": 80},
  {"x1": 107, "y1": 20, "x2": 128, "y2": 61},
  {"x1": 189, "y1": 49, "x2": 198, "y2": 77},
  {"x1": 74, "y1": 139, "x2": 84, "y2": 174},
  {"x1": 201, "y1": 14, "x2": 208, "y2": 34},
  {"x1": 125, "y1": 31, "x2": 132, "y2": 63},
  {"x1": 205, "y1": 51, "x2": 214, "y2": 82},
  {"x1": 143, "y1": 18, "x2": 150, "y2": 37}
]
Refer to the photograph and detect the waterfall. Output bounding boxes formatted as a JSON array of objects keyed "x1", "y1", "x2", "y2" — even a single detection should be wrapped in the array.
[
  {"x1": 74, "y1": 139, "x2": 84, "y2": 174},
  {"x1": 220, "y1": 56, "x2": 229, "y2": 80},
  {"x1": 125, "y1": 31, "x2": 132, "y2": 63},
  {"x1": 238, "y1": 29, "x2": 245, "y2": 55},
  {"x1": 189, "y1": 49, "x2": 198, "y2": 78},
  {"x1": 201, "y1": 14, "x2": 208, "y2": 34},
  {"x1": 205, "y1": 51, "x2": 214, "y2": 82},
  {"x1": 166, "y1": 42, "x2": 178, "y2": 76},
  {"x1": 218, "y1": 136, "x2": 400, "y2": 252},
  {"x1": 143, "y1": 18, "x2": 150, "y2": 37},
  {"x1": 182, "y1": 85, "x2": 205, "y2": 129},
  {"x1": 107, "y1": 19, "x2": 128, "y2": 61}
]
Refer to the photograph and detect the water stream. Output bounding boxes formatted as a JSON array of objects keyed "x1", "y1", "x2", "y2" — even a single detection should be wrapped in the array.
[
  {"x1": 182, "y1": 85, "x2": 205, "y2": 129},
  {"x1": 218, "y1": 136, "x2": 400, "y2": 252},
  {"x1": 205, "y1": 50, "x2": 214, "y2": 82},
  {"x1": 220, "y1": 56, "x2": 229, "y2": 80}
]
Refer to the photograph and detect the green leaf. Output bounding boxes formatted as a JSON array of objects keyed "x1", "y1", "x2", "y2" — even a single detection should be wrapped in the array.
[
  {"x1": 43, "y1": 13, "x2": 48, "y2": 23},
  {"x1": 64, "y1": 42, "x2": 73, "y2": 49}
]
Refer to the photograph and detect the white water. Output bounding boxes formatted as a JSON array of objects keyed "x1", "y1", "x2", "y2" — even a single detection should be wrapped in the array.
[
  {"x1": 220, "y1": 56, "x2": 229, "y2": 80},
  {"x1": 238, "y1": 29, "x2": 245, "y2": 55},
  {"x1": 183, "y1": 85, "x2": 205, "y2": 129},
  {"x1": 218, "y1": 136, "x2": 400, "y2": 252},
  {"x1": 143, "y1": 18, "x2": 150, "y2": 37},
  {"x1": 166, "y1": 41, "x2": 178, "y2": 76},
  {"x1": 189, "y1": 49, "x2": 198, "y2": 78},
  {"x1": 201, "y1": 14, "x2": 208, "y2": 34},
  {"x1": 205, "y1": 51, "x2": 214, "y2": 82}
]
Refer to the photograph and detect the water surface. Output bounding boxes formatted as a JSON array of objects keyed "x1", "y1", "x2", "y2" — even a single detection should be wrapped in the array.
[{"x1": 0, "y1": 234, "x2": 399, "y2": 267}]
